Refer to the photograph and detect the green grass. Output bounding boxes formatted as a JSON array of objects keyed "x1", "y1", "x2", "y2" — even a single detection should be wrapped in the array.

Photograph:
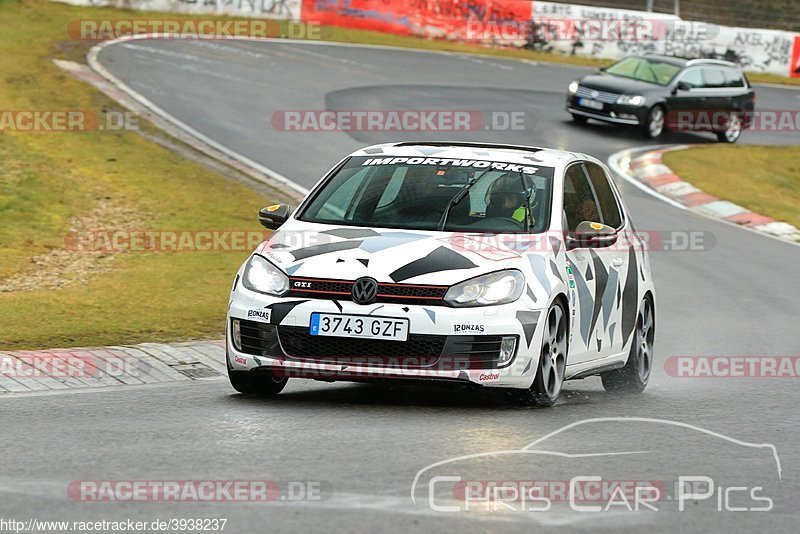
[
  {"x1": 663, "y1": 145, "x2": 800, "y2": 228},
  {"x1": 0, "y1": 0, "x2": 291, "y2": 349}
]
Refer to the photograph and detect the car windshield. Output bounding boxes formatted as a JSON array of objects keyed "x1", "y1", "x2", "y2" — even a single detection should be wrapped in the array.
[
  {"x1": 298, "y1": 156, "x2": 555, "y2": 233},
  {"x1": 605, "y1": 57, "x2": 681, "y2": 86}
]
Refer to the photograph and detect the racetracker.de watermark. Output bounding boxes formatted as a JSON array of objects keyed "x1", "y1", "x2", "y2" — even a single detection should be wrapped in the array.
[
  {"x1": 667, "y1": 110, "x2": 800, "y2": 132},
  {"x1": 63, "y1": 229, "x2": 716, "y2": 253},
  {"x1": 68, "y1": 480, "x2": 329, "y2": 502},
  {"x1": 67, "y1": 19, "x2": 323, "y2": 40},
  {"x1": 65, "y1": 230, "x2": 270, "y2": 253},
  {"x1": 665, "y1": 356, "x2": 800, "y2": 378},
  {"x1": 467, "y1": 19, "x2": 717, "y2": 43},
  {"x1": 270, "y1": 110, "x2": 528, "y2": 132},
  {"x1": 0, "y1": 352, "x2": 140, "y2": 379},
  {"x1": 0, "y1": 110, "x2": 138, "y2": 132}
]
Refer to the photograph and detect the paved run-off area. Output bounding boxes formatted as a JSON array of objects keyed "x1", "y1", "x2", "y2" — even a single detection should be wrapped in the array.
[{"x1": 0, "y1": 341, "x2": 225, "y2": 393}]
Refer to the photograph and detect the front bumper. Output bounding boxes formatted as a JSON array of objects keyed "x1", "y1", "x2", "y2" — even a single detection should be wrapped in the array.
[
  {"x1": 566, "y1": 95, "x2": 646, "y2": 125},
  {"x1": 226, "y1": 287, "x2": 547, "y2": 389}
]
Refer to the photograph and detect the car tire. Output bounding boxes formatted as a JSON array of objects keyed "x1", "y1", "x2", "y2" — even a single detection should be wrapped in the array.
[
  {"x1": 641, "y1": 106, "x2": 665, "y2": 139},
  {"x1": 509, "y1": 301, "x2": 568, "y2": 407},
  {"x1": 228, "y1": 368, "x2": 288, "y2": 396},
  {"x1": 601, "y1": 296, "x2": 654, "y2": 394},
  {"x1": 571, "y1": 113, "x2": 588, "y2": 125},
  {"x1": 716, "y1": 112, "x2": 743, "y2": 143}
]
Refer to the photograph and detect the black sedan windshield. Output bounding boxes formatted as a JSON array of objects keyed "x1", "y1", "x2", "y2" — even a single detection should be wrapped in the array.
[
  {"x1": 299, "y1": 156, "x2": 554, "y2": 233},
  {"x1": 605, "y1": 57, "x2": 682, "y2": 85}
]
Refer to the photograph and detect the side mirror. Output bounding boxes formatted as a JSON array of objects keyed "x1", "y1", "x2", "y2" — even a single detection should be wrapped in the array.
[
  {"x1": 598, "y1": 66, "x2": 607, "y2": 73},
  {"x1": 674, "y1": 81, "x2": 691, "y2": 94},
  {"x1": 258, "y1": 204, "x2": 292, "y2": 230},
  {"x1": 566, "y1": 221, "x2": 618, "y2": 250}
]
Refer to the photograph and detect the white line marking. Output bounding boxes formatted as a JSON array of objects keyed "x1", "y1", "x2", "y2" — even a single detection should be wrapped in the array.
[
  {"x1": 88, "y1": 36, "x2": 310, "y2": 196},
  {"x1": 607, "y1": 146, "x2": 687, "y2": 210},
  {"x1": 609, "y1": 146, "x2": 800, "y2": 248}
]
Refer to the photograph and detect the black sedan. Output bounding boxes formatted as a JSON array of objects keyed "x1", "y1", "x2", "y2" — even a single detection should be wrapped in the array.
[{"x1": 566, "y1": 54, "x2": 756, "y2": 143}]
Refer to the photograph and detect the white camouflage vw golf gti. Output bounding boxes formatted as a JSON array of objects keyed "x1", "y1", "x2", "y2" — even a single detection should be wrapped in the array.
[{"x1": 226, "y1": 143, "x2": 656, "y2": 406}]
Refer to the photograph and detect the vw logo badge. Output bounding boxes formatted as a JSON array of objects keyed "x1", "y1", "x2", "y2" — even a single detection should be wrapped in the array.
[
  {"x1": 590, "y1": 90, "x2": 599, "y2": 99},
  {"x1": 351, "y1": 277, "x2": 379, "y2": 305}
]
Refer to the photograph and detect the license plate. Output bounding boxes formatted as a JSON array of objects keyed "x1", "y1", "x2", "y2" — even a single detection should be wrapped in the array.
[
  {"x1": 578, "y1": 98, "x2": 604, "y2": 110},
  {"x1": 309, "y1": 313, "x2": 409, "y2": 341}
]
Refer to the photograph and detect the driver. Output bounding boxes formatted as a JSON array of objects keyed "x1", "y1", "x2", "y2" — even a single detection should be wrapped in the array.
[
  {"x1": 485, "y1": 174, "x2": 531, "y2": 224},
  {"x1": 392, "y1": 166, "x2": 443, "y2": 221}
]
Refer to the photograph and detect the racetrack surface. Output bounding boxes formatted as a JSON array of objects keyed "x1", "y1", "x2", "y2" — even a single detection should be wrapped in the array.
[{"x1": 3, "y1": 40, "x2": 800, "y2": 532}]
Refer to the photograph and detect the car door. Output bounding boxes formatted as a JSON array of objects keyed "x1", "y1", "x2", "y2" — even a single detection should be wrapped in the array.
[
  {"x1": 697, "y1": 67, "x2": 733, "y2": 130},
  {"x1": 562, "y1": 162, "x2": 608, "y2": 364},
  {"x1": 583, "y1": 162, "x2": 631, "y2": 360},
  {"x1": 666, "y1": 67, "x2": 706, "y2": 132},
  {"x1": 725, "y1": 68, "x2": 756, "y2": 113}
]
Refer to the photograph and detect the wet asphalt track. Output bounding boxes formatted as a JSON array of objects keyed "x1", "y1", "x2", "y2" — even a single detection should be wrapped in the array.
[{"x1": 2, "y1": 40, "x2": 800, "y2": 532}]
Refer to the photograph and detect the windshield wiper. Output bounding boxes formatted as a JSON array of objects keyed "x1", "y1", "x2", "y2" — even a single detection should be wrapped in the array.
[{"x1": 436, "y1": 172, "x2": 486, "y2": 231}]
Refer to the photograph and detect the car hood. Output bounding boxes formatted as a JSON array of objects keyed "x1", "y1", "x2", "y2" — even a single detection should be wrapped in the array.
[
  {"x1": 579, "y1": 73, "x2": 664, "y2": 95},
  {"x1": 254, "y1": 220, "x2": 537, "y2": 285}
]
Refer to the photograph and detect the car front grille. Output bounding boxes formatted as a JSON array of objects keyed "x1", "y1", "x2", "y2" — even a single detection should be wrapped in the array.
[
  {"x1": 576, "y1": 86, "x2": 621, "y2": 104},
  {"x1": 287, "y1": 277, "x2": 448, "y2": 305},
  {"x1": 277, "y1": 326, "x2": 445, "y2": 366},
  {"x1": 238, "y1": 320, "x2": 281, "y2": 356}
]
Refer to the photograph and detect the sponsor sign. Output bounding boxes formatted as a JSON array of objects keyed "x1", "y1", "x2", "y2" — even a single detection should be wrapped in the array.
[
  {"x1": 792, "y1": 36, "x2": 800, "y2": 78},
  {"x1": 453, "y1": 323, "x2": 486, "y2": 334},
  {"x1": 301, "y1": 0, "x2": 533, "y2": 42},
  {"x1": 246, "y1": 308, "x2": 272, "y2": 323}
]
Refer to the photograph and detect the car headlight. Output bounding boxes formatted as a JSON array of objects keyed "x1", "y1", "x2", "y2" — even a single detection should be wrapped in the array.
[
  {"x1": 617, "y1": 95, "x2": 646, "y2": 106},
  {"x1": 568, "y1": 81, "x2": 580, "y2": 94},
  {"x1": 444, "y1": 270, "x2": 525, "y2": 307},
  {"x1": 241, "y1": 254, "x2": 289, "y2": 296}
]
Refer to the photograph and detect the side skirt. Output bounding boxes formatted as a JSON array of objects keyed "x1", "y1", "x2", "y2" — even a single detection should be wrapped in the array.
[{"x1": 565, "y1": 353, "x2": 627, "y2": 380}]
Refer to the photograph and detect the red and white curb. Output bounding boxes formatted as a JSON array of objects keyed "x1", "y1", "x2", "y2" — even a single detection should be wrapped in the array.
[
  {"x1": 618, "y1": 145, "x2": 800, "y2": 243},
  {"x1": 0, "y1": 340, "x2": 226, "y2": 393}
]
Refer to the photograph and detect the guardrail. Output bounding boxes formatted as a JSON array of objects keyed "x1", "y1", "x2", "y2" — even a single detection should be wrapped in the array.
[{"x1": 53, "y1": 0, "x2": 800, "y2": 78}]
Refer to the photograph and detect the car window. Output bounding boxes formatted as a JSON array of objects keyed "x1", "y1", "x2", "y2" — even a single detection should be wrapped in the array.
[
  {"x1": 376, "y1": 168, "x2": 406, "y2": 208},
  {"x1": 299, "y1": 156, "x2": 555, "y2": 233},
  {"x1": 585, "y1": 162, "x2": 623, "y2": 229},
  {"x1": 702, "y1": 69, "x2": 727, "y2": 89},
  {"x1": 724, "y1": 69, "x2": 746, "y2": 88},
  {"x1": 650, "y1": 62, "x2": 681, "y2": 85},
  {"x1": 314, "y1": 167, "x2": 370, "y2": 220},
  {"x1": 563, "y1": 164, "x2": 600, "y2": 233},
  {"x1": 678, "y1": 69, "x2": 703, "y2": 89},
  {"x1": 604, "y1": 57, "x2": 681, "y2": 86}
]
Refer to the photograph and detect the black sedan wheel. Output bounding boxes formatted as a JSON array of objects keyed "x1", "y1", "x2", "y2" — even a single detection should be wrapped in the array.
[
  {"x1": 641, "y1": 106, "x2": 665, "y2": 139},
  {"x1": 717, "y1": 112, "x2": 743, "y2": 143},
  {"x1": 571, "y1": 113, "x2": 588, "y2": 125}
]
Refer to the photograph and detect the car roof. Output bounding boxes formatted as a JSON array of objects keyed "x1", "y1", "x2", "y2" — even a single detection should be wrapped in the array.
[
  {"x1": 641, "y1": 54, "x2": 690, "y2": 66},
  {"x1": 348, "y1": 142, "x2": 583, "y2": 168},
  {"x1": 642, "y1": 54, "x2": 739, "y2": 69}
]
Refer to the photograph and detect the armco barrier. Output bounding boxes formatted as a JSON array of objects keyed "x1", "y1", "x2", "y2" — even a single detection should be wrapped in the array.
[
  {"x1": 532, "y1": 1, "x2": 799, "y2": 78},
  {"x1": 54, "y1": 0, "x2": 800, "y2": 78},
  {"x1": 300, "y1": 0, "x2": 534, "y2": 45}
]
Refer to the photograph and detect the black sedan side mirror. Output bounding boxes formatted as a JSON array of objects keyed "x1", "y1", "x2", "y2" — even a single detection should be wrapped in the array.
[
  {"x1": 258, "y1": 204, "x2": 292, "y2": 230},
  {"x1": 566, "y1": 221, "x2": 618, "y2": 250},
  {"x1": 674, "y1": 81, "x2": 692, "y2": 94}
]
